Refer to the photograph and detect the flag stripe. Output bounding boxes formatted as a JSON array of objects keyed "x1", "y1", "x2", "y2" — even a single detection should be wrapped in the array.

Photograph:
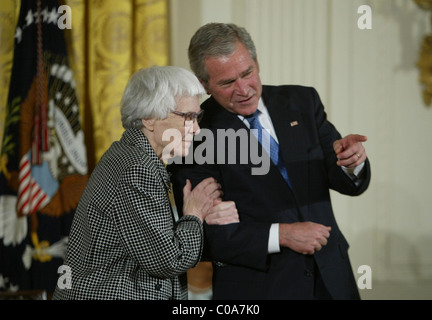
[{"x1": 17, "y1": 155, "x2": 49, "y2": 215}]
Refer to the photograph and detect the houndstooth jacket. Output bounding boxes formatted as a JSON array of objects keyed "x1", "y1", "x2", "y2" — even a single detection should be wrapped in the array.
[{"x1": 52, "y1": 128, "x2": 203, "y2": 300}]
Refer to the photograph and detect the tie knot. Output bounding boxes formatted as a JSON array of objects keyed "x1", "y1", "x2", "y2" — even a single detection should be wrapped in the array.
[
  {"x1": 245, "y1": 110, "x2": 260, "y2": 128},
  {"x1": 246, "y1": 110, "x2": 259, "y2": 119}
]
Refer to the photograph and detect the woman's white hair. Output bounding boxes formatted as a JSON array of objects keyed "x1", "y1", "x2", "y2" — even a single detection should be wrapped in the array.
[{"x1": 121, "y1": 66, "x2": 206, "y2": 129}]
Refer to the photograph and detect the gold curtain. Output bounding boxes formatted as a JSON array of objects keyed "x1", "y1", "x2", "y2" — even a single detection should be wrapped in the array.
[
  {"x1": 0, "y1": 0, "x2": 20, "y2": 150},
  {"x1": 0, "y1": 0, "x2": 212, "y2": 297},
  {"x1": 0, "y1": 0, "x2": 170, "y2": 172},
  {"x1": 67, "y1": 0, "x2": 170, "y2": 170}
]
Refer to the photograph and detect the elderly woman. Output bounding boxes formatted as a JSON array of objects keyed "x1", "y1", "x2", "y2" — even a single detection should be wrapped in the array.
[{"x1": 53, "y1": 66, "x2": 238, "y2": 300}]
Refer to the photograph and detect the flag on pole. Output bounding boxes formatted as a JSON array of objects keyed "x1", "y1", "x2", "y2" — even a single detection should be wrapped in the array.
[{"x1": 0, "y1": 0, "x2": 88, "y2": 293}]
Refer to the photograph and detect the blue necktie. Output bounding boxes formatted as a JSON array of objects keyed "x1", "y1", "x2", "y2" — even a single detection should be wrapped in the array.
[{"x1": 246, "y1": 111, "x2": 292, "y2": 189}]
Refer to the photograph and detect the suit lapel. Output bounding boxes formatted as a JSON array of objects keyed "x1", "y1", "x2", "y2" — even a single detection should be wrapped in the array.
[
  {"x1": 262, "y1": 87, "x2": 308, "y2": 191},
  {"x1": 204, "y1": 96, "x2": 247, "y2": 131},
  {"x1": 202, "y1": 92, "x2": 306, "y2": 191},
  {"x1": 201, "y1": 96, "x2": 265, "y2": 171}
]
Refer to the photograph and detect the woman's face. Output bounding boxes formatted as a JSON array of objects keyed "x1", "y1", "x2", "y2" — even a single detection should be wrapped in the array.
[{"x1": 151, "y1": 95, "x2": 201, "y2": 160}]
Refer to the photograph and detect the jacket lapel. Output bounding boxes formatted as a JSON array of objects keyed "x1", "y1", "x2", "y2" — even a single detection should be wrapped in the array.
[
  {"x1": 262, "y1": 87, "x2": 308, "y2": 190},
  {"x1": 123, "y1": 128, "x2": 171, "y2": 192},
  {"x1": 202, "y1": 92, "x2": 307, "y2": 191},
  {"x1": 203, "y1": 96, "x2": 247, "y2": 131}
]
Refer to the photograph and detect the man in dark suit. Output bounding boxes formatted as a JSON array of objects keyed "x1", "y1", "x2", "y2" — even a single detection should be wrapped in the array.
[{"x1": 168, "y1": 23, "x2": 371, "y2": 300}]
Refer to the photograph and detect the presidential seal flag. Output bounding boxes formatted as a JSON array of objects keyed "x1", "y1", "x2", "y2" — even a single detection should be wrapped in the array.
[{"x1": 0, "y1": 0, "x2": 88, "y2": 294}]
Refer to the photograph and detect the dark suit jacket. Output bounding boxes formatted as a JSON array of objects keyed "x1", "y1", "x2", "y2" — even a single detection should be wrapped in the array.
[{"x1": 168, "y1": 85, "x2": 371, "y2": 300}]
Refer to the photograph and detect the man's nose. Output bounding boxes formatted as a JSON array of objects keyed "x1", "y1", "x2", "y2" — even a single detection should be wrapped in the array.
[{"x1": 234, "y1": 79, "x2": 249, "y2": 95}]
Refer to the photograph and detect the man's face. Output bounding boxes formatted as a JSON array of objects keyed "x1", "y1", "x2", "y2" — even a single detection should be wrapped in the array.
[{"x1": 203, "y1": 42, "x2": 262, "y2": 116}]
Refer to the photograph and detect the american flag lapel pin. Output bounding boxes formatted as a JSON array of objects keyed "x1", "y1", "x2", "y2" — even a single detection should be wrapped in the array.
[{"x1": 290, "y1": 121, "x2": 298, "y2": 127}]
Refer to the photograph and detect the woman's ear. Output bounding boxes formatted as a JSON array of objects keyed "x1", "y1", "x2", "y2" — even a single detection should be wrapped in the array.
[{"x1": 142, "y1": 119, "x2": 155, "y2": 132}]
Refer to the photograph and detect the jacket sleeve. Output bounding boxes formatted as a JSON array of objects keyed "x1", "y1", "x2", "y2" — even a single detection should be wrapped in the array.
[
  {"x1": 111, "y1": 163, "x2": 204, "y2": 279},
  {"x1": 168, "y1": 158, "x2": 271, "y2": 272},
  {"x1": 310, "y1": 87, "x2": 371, "y2": 196}
]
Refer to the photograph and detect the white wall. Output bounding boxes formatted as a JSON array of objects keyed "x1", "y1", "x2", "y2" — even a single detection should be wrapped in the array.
[{"x1": 170, "y1": 0, "x2": 432, "y2": 299}]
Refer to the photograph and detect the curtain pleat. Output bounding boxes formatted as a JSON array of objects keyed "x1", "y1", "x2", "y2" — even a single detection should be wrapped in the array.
[
  {"x1": 65, "y1": 0, "x2": 169, "y2": 171},
  {"x1": 1, "y1": 0, "x2": 169, "y2": 172}
]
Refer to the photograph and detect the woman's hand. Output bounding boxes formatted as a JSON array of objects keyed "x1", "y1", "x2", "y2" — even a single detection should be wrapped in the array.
[
  {"x1": 205, "y1": 200, "x2": 239, "y2": 225},
  {"x1": 182, "y1": 178, "x2": 222, "y2": 222}
]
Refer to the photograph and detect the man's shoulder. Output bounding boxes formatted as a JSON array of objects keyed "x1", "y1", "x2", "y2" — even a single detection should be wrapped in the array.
[
  {"x1": 262, "y1": 85, "x2": 320, "y2": 108},
  {"x1": 262, "y1": 84, "x2": 317, "y2": 96}
]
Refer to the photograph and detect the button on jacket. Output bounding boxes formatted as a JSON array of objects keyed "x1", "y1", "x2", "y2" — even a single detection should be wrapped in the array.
[{"x1": 53, "y1": 128, "x2": 203, "y2": 300}]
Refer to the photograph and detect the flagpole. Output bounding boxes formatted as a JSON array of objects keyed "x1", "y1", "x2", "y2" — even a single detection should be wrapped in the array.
[{"x1": 33, "y1": 0, "x2": 49, "y2": 165}]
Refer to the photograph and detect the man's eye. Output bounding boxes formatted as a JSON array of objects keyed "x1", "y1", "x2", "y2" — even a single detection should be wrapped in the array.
[
  {"x1": 220, "y1": 81, "x2": 234, "y2": 87},
  {"x1": 243, "y1": 71, "x2": 253, "y2": 78}
]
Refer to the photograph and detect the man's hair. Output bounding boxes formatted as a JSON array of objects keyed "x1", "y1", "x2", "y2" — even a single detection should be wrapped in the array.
[{"x1": 188, "y1": 23, "x2": 257, "y2": 85}]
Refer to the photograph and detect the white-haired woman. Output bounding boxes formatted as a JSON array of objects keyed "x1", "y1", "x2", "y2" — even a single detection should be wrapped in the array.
[{"x1": 53, "y1": 66, "x2": 238, "y2": 300}]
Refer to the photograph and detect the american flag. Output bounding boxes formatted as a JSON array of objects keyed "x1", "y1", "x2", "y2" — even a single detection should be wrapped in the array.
[{"x1": 0, "y1": 0, "x2": 88, "y2": 295}]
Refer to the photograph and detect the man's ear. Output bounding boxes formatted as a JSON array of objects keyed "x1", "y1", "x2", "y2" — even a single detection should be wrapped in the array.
[
  {"x1": 142, "y1": 118, "x2": 155, "y2": 132},
  {"x1": 199, "y1": 79, "x2": 211, "y2": 95}
]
